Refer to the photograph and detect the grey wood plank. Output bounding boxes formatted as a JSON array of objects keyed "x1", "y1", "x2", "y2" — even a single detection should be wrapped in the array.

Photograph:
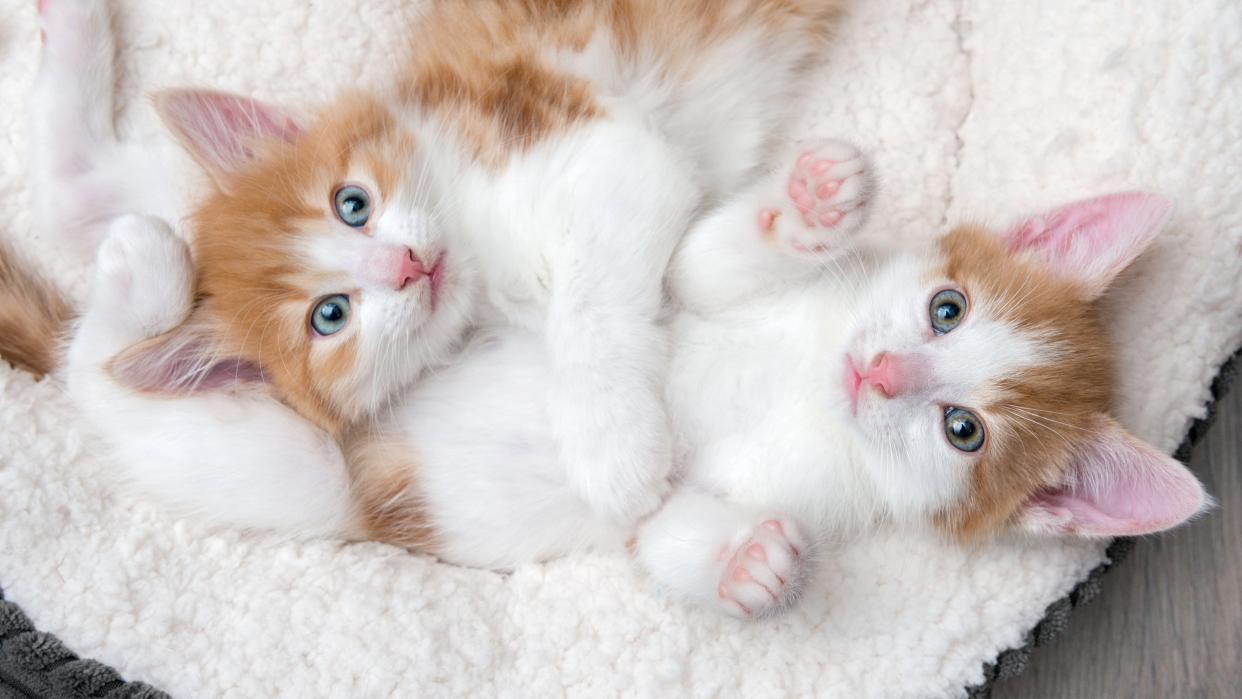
[{"x1": 994, "y1": 385, "x2": 1241, "y2": 698}]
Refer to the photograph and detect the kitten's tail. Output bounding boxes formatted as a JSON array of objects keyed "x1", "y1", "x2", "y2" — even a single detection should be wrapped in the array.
[{"x1": 0, "y1": 239, "x2": 73, "y2": 378}]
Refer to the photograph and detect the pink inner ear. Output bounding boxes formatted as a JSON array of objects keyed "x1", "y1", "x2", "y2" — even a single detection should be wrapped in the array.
[
  {"x1": 110, "y1": 324, "x2": 265, "y2": 395},
  {"x1": 1005, "y1": 192, "x2": 1173, "y2": 298},
  {"x1": 1021, "y1": 416, "x2": 1207, "y2": 537},
  {"x1": 155, "y1": 89, "x2": 302, "y2": 176},
  {"x1": 165, "y1": 357, "x2": 265, "y2": 393}
]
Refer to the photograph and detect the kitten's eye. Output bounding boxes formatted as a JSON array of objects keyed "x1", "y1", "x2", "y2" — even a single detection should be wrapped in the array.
[
  {"x1": 310, "y1": 294, "x2": 351, "y2": 336},
  {"x1": 944, "y1": 407, "x2": 985, "y2": 453},
  {"x1": 333, "y1": 185, "x2": 371, "y2": 227},
  {"x1": 930, "y1": 288, "x2": 968, "y2": 335}
]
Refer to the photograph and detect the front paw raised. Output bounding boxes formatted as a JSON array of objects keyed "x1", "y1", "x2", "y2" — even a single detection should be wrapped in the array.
[
  {"x1": 93, "y1": 215, "x2": 194, "y2": 336},
  {"x1": 757, "y1": 139, "x2": 871, "y2": 257},
  {"x1": 558, "y1": 392, "x2": 673, "y2": 525}
]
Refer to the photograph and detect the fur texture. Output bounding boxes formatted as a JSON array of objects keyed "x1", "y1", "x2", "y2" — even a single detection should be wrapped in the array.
[
  {"x1": 0, "y1": 241, "x2": 70, "y2": 377},
  {"x1": 1, "y1": 0, "x2": 1238, "y2": 695},
  {"x1": 10, "y1": 0, "x2": 1207, "y2": 623}
]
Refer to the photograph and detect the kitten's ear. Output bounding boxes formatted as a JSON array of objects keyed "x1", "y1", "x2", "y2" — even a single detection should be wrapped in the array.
[
  {"x1": 108, "y1": 314, "x2": 265, "y2": 395},
  {"x1": 152, "y1": 89, "x2": 303, "y2": 182},
  {"x1": 1005, "y1": 192, "x2": 1174, "y2": 299},
  {"x1": 1018, "y1": 414, "x2": 1208, "y2": 537}
]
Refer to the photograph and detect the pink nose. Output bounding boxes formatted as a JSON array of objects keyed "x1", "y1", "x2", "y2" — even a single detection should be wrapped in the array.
[
  {"x1": 393, "y1": 248, "x2": 427, "y2": 291},
  {"x1": 860, "y1": 352, "x2": 903, "y2": 398}
]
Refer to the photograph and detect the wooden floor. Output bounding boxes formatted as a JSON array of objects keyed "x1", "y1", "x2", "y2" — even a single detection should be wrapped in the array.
[{"x1": 994, "y1": 383, "x2": 1241, "y2": 698}]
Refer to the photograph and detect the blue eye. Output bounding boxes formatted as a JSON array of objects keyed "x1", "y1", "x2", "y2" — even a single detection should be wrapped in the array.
[
  {"x1": 944, "y1": 407, "x2": 985, "y2": 452},
  {"x1": 333, "y1": 185, "x2": 371, "y2": 227},
  {"x1": 310, "y1": 295, "x2": 351, "y2": 336},
  {"x1": 930, "y1": 288, "x2": 968, "y2": 335}
]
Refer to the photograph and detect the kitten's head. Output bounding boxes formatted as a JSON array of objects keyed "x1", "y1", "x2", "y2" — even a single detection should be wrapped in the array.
[
  {"x1": 845, "y1": 193, "x2": 1207, "y2": 538},
  {"x1": 109, "y1": 91, "x2": 477, "y2": 434}
]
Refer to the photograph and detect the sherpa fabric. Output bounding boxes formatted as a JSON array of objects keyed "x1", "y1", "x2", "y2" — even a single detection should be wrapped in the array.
[{"x1": 0, "y1": 1, "x2": 1239, "y2": 697}]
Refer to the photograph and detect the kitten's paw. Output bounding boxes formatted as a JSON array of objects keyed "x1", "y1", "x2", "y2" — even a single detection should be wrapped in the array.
[
  {"x1": 757, "y1": 139, "x2": 870, "y2": 257},
  {"x1": 560, "y1": 396, "x2": 673, "y2": 525},
  {"x1": 717, "y1": 517, "x2": 809, "y2": 619},
  {"x1": 94, "y1": 215, "x2": 194, "y2": 336}
]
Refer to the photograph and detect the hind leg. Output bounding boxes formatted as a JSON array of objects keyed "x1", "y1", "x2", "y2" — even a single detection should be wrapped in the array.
[
  {"x1": 635, "y1": 489, "x2": 812, "y2": 619},
  {"x1": 31, "y1": 0, "x2": 118, "y2": 251},
  {"x1": 32, "y1": 0, "x2": 181, "y2": 259},
  {"x1": 31, "y1": 0, "x2": 117, "y2": 176}
]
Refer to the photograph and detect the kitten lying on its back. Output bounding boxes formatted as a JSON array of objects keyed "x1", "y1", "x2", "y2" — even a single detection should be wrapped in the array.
[
  {"x1": 22, "y1": 0, "x2": 850, "y2": 535},
  {"x1": 651, "y1": 175, "x2": 1208, "y2": 615}
]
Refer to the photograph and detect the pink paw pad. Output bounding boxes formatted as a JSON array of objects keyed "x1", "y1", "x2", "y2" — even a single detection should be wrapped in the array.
[
  {"x1": 787, "y1": 150, "x2": 854, "y2": 230},
  {"x1": 758, "y1": 208, "x2": 778, "y2": 235},
  {"x1": 756, "y1": 139, "x2": 869, "y2": 258},
  {"x1": 716, "y1": 517, "x2": 809, "y2": 619}
]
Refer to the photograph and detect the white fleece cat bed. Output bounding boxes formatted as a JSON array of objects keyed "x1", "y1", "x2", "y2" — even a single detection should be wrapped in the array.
[{"x1": 1, "y1": 1, "x2": 1239, "y2": 697}]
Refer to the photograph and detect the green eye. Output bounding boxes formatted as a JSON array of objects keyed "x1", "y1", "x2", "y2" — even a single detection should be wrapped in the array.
[
  {"x1": 310, "y1": 295, "x2": 351, "y2": 336},
  {"x1": 944, "y1": 407, "x2": 985, "y2": 452},
  {"x1": 333, "y1": 185, "x2": 371, "y2": 227},
  {"x1": 930, "y1": 288, "x2": 968, "y2": 335}
]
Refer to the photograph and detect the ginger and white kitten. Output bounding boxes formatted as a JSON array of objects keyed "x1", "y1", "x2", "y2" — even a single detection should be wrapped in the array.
[
  {"x1": 27, "y1": 0, "x2": 849, "y2": 531},
  {"x1": 643, "y1": 182, "x2": 1209, "y2": 616},
  {"x1": 13, "y1": 0, "x2": 1206, "y2": 621}
]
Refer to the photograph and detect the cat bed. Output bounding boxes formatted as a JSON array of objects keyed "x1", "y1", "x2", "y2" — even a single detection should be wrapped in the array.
[{"x1": 1, "y1": 1, "x2": 1239, "y2": 697}]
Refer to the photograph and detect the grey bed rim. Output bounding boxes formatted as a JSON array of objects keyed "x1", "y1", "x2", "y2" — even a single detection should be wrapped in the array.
[{"x1": 0, "y1": 350, "x2": 1237, "y2": 699}]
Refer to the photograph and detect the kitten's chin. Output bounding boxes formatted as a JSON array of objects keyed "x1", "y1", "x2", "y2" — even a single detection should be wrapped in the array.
[{"x1": 843, "y1": 399, "x2": 890, "y2": 448}]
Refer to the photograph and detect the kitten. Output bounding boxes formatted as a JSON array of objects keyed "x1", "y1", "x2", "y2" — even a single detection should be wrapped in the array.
[
  {"x1": 643, "y1": 171, "x2": 1210, "y2": 616},
  {"x1": 23, "y1": 0, "x2": 849, "y2": 530}
]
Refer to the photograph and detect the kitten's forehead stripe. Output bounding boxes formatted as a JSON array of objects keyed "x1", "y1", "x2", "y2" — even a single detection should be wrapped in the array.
[{"x1": 935, "y1": 226, "x2": 1113, "y2": 537}]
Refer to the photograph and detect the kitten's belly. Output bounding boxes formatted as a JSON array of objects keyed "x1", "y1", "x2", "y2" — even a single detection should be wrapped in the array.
[
  {"x1": 668, "y1": 296, "x2": 868, "y2": 529},
  {"x1": 388, "y1": 329, "x2": 624, "y2": 568},
  {"x1": 453, "y1": 115, "x2": 699, "y2": 327}
]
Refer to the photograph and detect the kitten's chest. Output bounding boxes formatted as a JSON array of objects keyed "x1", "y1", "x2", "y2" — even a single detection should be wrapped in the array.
[
  {"x1": 669, "y1": 287, "x2": 869, "y2": 526},
  {"x1": 446, "y1": 116, "x2": 694, "y2": 324}
]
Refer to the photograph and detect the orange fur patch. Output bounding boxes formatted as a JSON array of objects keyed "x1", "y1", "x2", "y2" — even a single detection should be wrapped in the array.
[
  {"x1": 399, "y1": 0, "x2": 845, "y2": 165},
  {"x1": 0, "y1": 240, "x2": 72, "y2": 378},
  {"x1": 935, "y1": 226, "x2": 1114, "y2": 538},
  {"x1": 344, "y1": 426, "x2": 438, "y2": 552}
]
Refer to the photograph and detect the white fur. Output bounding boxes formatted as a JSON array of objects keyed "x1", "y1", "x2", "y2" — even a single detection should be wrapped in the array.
[
  {"x1": 66, "y1": 216, "x2": 356, "y2": 537},
  {"x1": 298, "y1": 172, "x2": 479, "y2": 419},
  {"x1": 442, "y1": 117, "x2": 700, "y2": 523}
]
